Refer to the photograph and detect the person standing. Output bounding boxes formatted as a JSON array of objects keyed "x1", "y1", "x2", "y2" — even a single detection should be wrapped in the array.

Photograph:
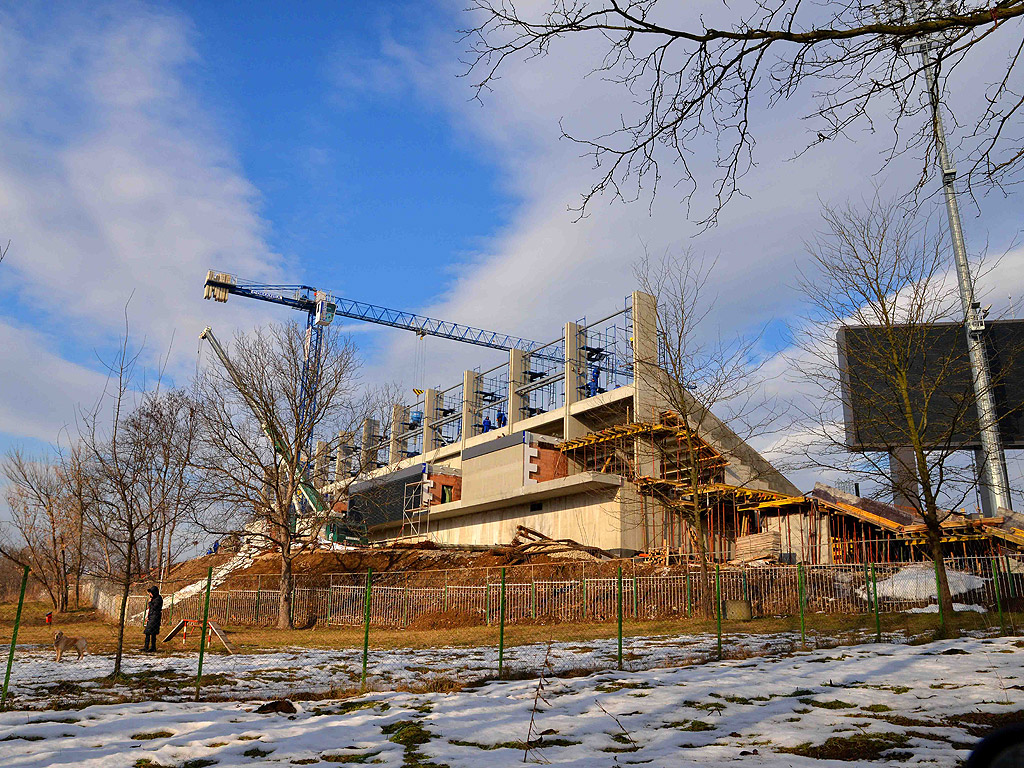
[{"x1": 143, "y1": 585, "x2": 163, "y2": 652}]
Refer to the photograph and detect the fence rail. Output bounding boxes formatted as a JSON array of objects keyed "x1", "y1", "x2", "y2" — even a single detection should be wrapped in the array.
[{"x1": 91, "y1": 555, "x2": 1022, "y2": 630}]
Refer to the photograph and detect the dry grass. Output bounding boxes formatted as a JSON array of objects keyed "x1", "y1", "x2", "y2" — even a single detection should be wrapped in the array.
[{"x1": 0, "y1": 600, "x2": 1017, "y2": 657}]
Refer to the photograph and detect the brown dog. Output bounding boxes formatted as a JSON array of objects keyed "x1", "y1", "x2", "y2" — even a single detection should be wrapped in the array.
[{"x1": 54, "y1": 631, "x2": 87, "y2": 662}]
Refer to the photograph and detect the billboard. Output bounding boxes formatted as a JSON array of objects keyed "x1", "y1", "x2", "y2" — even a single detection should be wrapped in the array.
[{"x1": 837, "y1": 320, "x2": 1024, "y2": 450}]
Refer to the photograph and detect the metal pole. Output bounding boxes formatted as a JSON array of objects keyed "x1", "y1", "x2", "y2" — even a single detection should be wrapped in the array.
[
  {"x1": 797, "y1": 564, "x2": 806, "y2": 646},
  {"x1": 498, "y1": 567, "x2": 506, "y2": 679},
  {"x1": 1, "y1": 566, "x2": 29, "y2": 710},
  {"x1": 195, "y1": 567, "x2": 213, "y2": 702},
  {"x1": 617, "y1": 565, "x2": 623, "y2": 670},
  {"x1": 871, "y1": 563, "x2": 882, "y2": 643},
  {"x1": 715, "y1": 564, "x2": 722, "y2": 660},
  {"x1": 990, "y1": 558, "x2": 1006, "y2": 635},
  {"x1": 915, "y1": 30, "x2": 1011, "y2": 514},
  {"x1": 361, "y1": 568, "x2": 373, "y2": 690}
]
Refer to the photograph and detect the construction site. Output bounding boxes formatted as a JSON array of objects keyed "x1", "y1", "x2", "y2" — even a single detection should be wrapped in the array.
[{"x1": 192, "y1": 273, "x2": 1024, "y2": 589}]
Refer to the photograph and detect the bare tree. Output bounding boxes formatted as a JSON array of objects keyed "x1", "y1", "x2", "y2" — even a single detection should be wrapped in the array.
[
  {"x1": 193, "y1": 322, "x2": 364, "y2": 629},
  {"x1": 0, "y1": 450, "x2": 78, "y2": 612},
  {"x1": 791, "y1": 195, "x2": 1018, "y2": 628},
  {"x1": 629, "y1": 250, "x2": 792, "y2": 584},
  {"x1": 78, "y1": 327, "x2": 166, "y2": 676},
  {"x1": 464, "y1": 1, "x2": 1024, "y2": 224},
  {"x1": 127, "y1": 388, "x2": 206, "y2": 581}
]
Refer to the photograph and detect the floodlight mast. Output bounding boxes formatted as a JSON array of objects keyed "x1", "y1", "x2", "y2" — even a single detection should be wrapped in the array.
[{"x1": 907, "y1": 15, "x2": 1012, "y2": 513}]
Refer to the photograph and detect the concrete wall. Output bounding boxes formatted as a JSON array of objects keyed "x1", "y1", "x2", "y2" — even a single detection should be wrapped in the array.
[
  {"x1": 422, "y1": 486, "x2": 627, "y2": 551},
  {"x1": 461, "y1": 443, "x2": 528, "y2": 502}
]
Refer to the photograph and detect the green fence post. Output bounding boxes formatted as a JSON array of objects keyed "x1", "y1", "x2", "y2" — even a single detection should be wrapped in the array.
[
  {"x1": 254, "y1": 588, "x2": 261, "y2": 624},
  {"x1": 617, "y1": 566, "x2": 624, "y2": 671},
  {"x1": 715, "y1": 564, "x2": 723, "y2": 660},
  {"x1": 797, "y1": 564, "x2": 806, "y2": 646},
  {"x1": 194, "y1": 567, "x2": 213, "y2": 702},
  {"x1": 991, "y1": 558, "x2": 1007, "y2": 635},
  {"x1": 444, "y1": 585, "x2": 449, "y2": 612},
  {"x1": 742, "y1": 568, "x2": 750, "y2": 602},
  {"x1": 871, "y1": 563, "x2": 881, "y2": 643},
  {"x1": 498, "y1": 568, "x2": 506, "y2": 679},
  {"x1": 1, "y1": 566, "x2": 29, "y2": 710},
  {"x1": 361, "y1": 568, "x2": 374, "y2": 691},
  {"x1": 933, "y1": 560, "x2": 946, "y2": 635}
]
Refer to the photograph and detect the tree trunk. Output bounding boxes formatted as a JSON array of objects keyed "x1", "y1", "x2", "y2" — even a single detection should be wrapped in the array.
[
  {"x1": 112, "y1": 541, "x2": 134, "y2": 678},
  {"x1": 277, "y1": 555, "x2": 294, "y2": 629},
  {"x1": 113, "y1": 574, "x2": 131, "y2": 678},
  {"x1": 924, "y1": 520, "x2": 955, "y2": 636}
]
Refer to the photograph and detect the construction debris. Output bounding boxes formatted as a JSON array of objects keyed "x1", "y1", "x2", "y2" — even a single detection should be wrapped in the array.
[{"x1": 494, "y1": 525, "x2": 615, "y2": 563}]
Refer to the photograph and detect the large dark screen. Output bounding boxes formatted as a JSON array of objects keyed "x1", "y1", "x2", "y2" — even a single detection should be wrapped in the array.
[{"x1": 837, "y1": 320, "x2": 1024, "y2": 449}]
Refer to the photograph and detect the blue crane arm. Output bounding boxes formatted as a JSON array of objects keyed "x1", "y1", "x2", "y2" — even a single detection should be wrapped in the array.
[{"x1": 204, "y1": 272, "x2": 552, "y2": 355}]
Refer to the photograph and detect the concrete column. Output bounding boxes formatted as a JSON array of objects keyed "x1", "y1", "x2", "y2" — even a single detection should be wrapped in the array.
[
  {"x1": 974, "y1": 447, "x2": 1011, "y2": 516},
  {"x1": 423, "y1": 388, "x2": 439, "y2": 452},
  {"x1": 461, "y1": 370, "x2": 481, "y2": 447},
  {"x1": 564, "y1": 322, "x2": 587, "y2": 441},
  {"x1": 313, "y1": 440, "x2": 328, "y2": 488},
  {"x1": 632, "y1": 291, "x2": 659, "y2": 478},
  {"x1": 360, "y1": 418, "x2": 379, "y2": 474},
  {"x1": 508, "y1": 348, "x2": 528, "y2": 432},
  {"x1": 335, "y1": 431, "x2": 354, "y2": 482},
  {"x1": 389, "y1": 404, "x2": 408, "y2": 464},
  {"x1": 889, "y1": 447, "x2": 920, "y2": 509}
]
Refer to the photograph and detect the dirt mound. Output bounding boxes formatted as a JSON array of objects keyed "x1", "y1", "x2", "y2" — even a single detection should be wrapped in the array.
[{"x1": 406, "y1": 609, "x2": 484, "y2": 631}]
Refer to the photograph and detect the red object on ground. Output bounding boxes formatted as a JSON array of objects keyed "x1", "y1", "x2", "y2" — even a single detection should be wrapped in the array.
[{"x1": 45, "y1": 612, "x2": 52, "y2": 625}]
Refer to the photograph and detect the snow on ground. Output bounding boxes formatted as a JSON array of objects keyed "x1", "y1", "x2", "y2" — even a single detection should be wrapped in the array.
[
  {"x1": 3, "y1": 628, "x2": 888, "y2": 709},
  {"x1": 0, "y1": 635, "x2": 1020, "y2": 767}
]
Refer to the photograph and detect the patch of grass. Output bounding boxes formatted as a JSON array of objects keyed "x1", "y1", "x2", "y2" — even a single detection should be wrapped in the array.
[
  {"x1": 321, "y1": 753, "x2": 383, "y2": 764},
  {"x1": 131, "y1": 730, "x2": 174, "y2": 740},
  {"x1": 180, "y1": 761, "x2": 218, "y2": 768},
  {"x1": 206, "y1": 742, "x2": 228, "y2": 748},
  {"x1": 242, "y1": 746, "x2": 274, "y2": 757},
  {"x1": 798, "y1": 698, "x2": 856, "y2": 710},
  {"x1": 1, "y1": 734, "x2": 45, "y2": 741},
  {"x1": 238, "y1": 735, "x2": 262, "y2": 741},
  {"x1": 133, "y1": 761, "x2": 171, "y2": 768},
  {"x1": 664, "y1": 720, "x2": 715, "y2": 732},
  {"x1": 381, "y1": 720, "x2": 448, "y2": 768},
  {"x1": 778, "y1": 732, "x2": 910, "y2": 761},
  {"x1": 947, "y1": 709, "x2": 1024, "y2": 736},
  {"x1": 595, "y1": 680, "x2": 653, "y2": 693},
  {"x1": 862, "y1": 704, "x2": 893, "y2": 712},
  {"x1": 448, "y1": 738, "x2": 579, "y2": 750}
]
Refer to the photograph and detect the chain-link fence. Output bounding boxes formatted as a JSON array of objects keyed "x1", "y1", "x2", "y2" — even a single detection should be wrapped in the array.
[{"x1": 1, "y1": 555, "x2": 1020, "y2": 710}]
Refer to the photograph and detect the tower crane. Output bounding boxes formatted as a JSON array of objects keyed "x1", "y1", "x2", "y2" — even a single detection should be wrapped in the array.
[{"x1": 202, "y1": 270, "x2": 556, "y2": 460}]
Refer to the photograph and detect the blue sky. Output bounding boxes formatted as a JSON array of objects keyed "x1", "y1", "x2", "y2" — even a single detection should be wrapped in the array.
[{"x1": 0, "y1": 1, "x2": 1022, "y2": 504}]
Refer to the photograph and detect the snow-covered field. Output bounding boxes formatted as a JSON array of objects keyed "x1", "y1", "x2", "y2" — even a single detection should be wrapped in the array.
[
  {"x1": 4, "y1": 628, "x2": 894, "y2": 709},
  {"x1": 0, "y1": 635, "x2": 1020, "y2": 767}
]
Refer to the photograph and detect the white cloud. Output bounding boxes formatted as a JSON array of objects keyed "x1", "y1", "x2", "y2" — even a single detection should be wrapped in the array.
[{"x1": 0, "y1": 5, "x2": 283, "y2": 444}]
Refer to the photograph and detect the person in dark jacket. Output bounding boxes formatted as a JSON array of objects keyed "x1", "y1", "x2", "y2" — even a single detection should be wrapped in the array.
[{"x1": 143, "y1": 585, "x2": 163, "y2": 652}]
